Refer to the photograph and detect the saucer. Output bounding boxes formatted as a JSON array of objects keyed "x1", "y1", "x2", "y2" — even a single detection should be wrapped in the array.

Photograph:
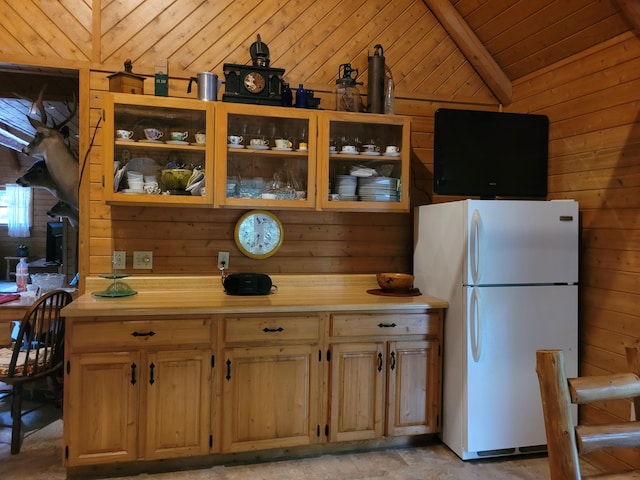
[
  {"x1": 116, "y1": 138, "x2": 135, "y2": 142},
  {"x1": 340, "y1": 150, "x2": 359, "y2": 155},
  {"x1": 228, "y1": 144, "x2": 244, "y2": 148},
  {"x1": 385, "y1": 151, "x2": 401, "y2": 157},
  {"x1": 191, "y1": 142, "x2": 206, "y2": 146},
  {"x1": 166, "y1": 140, "x2": 189, "y2": 145},
  {"x1": 272, "y1": 147, "x2": 293, "y2": 151},
  {"x1": 248, "y1": 145, "x2": 269, "y2": 150},
  {"x1": 361, "y1": 151, "x2": 381, "y2": 156},
  {"x1": 139, "y1": 139, "x2": 163, "y2": 143}
]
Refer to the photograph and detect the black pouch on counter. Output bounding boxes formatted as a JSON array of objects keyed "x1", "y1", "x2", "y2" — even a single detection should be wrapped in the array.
[{"x1": 223, "y1": 273, "x2": 273, "y2": 295}]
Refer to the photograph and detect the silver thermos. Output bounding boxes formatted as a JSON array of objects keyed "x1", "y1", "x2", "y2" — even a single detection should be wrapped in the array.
[
  {"x1": 367, "y1": 44, "x2": 385, "y2": 114},
  {"x1": 187, "y1": 72, "x2": 221, "y2": 101}
]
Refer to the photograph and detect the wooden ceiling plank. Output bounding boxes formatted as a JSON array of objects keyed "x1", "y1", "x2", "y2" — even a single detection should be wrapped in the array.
[
  {"x1": 616, "y1": 0, "x2": 640, "y2": 32},
  {"x1": 422, "y1": 0, "x2": 512, "y2": 105}
]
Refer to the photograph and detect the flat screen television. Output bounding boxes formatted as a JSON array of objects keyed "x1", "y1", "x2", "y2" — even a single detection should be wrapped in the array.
[
  {"x1": 46, "y1": 221, "x2": 63, "y2": 264},
  {"x1": 433, "y1": 108, "x2": 549, "y2": 198}
]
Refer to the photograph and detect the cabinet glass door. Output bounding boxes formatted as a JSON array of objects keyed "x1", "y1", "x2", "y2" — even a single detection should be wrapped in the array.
[
  {"x1": 318, "y1": 112, "x2": 410, "y2": 212},
  {"x1": 215, "y1": 103, "x2": 316, "y2": 209},
  {"x1": 104, "y1": 93, "x2": 214, "y2": 206}
]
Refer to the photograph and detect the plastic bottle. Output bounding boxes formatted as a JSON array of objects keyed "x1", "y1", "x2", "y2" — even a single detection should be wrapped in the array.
[
  {"x1": 16, "y1": 257, "x2": 29, "y2": 292},
  {"x1": 384, "y1": 77, "x2": 395, "y2": 115}
]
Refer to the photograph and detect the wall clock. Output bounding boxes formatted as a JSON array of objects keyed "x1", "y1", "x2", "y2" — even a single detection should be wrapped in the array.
[{"x1": 234, "y1": 210, "x2": 283, "y2": 259}]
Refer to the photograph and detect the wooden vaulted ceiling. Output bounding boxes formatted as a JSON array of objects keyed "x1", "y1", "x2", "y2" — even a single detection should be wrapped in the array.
[{"x1": 0, "y1": 0, "x2": 636, "y2": 152}]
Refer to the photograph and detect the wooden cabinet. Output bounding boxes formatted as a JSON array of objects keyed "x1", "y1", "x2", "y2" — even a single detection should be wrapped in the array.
[
  {"x1": 64, "y1": 317, "x2": 213, "y2": 466},
  {"x1": 328, "y1": 311, "x2": 441, "y2": 442},
  {"x1": 102, "y1": 93, "x2": 215, "y2": 206},
  {"x1": 220, "y1": 315, "x2": 324, "y2": 452},
  {"x1": 215, "y1": 103, "x2": 317, "y2": 209},
  {"x1": 317, "y1": 111, "x2": 411, "y2": 212}
]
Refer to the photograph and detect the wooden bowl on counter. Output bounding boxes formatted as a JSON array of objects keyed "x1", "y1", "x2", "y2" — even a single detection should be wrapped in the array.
[{"x1": 376, "y1": 273, "x2": 414, "y2": 292}]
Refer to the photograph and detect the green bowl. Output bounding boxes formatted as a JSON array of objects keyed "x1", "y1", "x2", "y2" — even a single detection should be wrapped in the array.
[{"x1": 161, "y1": 169, "x2": 192, "y2": 190}]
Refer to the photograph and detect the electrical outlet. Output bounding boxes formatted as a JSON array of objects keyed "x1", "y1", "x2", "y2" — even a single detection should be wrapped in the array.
[
  {"x1": 133, "y1": 251, "x2": 153, "y2": 269},
  {"x1": 112, "y1": 251, "x2": 126, "y2": 270},
  {"x1": 217, "y1": 251, "x2": 230, "y2": 269}
]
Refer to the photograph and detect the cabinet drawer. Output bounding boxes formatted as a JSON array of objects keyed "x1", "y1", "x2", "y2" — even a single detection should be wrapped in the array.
[
  {"x1": 70, "y1": 318, "x2": 212, "y2": 351},
  {"x1": 330, "y1": 313, "x2": 440, "y2": 337},
  {"x1": 224, "y1": 316, "x2": 321, "y2": 344}
]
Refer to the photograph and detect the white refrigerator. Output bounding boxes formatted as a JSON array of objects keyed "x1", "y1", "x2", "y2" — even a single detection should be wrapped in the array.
[{"x1": 413, "y1": 200, "x2": 578, "y2": 460}]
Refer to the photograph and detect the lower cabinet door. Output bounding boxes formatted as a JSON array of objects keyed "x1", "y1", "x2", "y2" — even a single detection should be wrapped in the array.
[
  {"x1": 65, "y1": 351, "x2": 140, "y2": 466},
  {"x1": 222, "y1": 345, "x2": 321, "y2": 452},
  {"x1": 386, "y1": 340, "x2": 440, "y2": 436},
  {"x1": 144, "y1": 349, "x2": 212, "y2": 459},
  {"x1": 329, "y1": 342, "x2": 385, "y2": 442}
]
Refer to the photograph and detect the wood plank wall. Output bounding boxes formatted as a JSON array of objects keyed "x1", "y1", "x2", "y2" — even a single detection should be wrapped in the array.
[{"x1": 511, "y1": 32, "x2": 640, "y2": 473}]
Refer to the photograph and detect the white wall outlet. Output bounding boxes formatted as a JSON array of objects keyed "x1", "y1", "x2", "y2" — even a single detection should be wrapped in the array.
[
  {"x1": 113, "y1": 251, "x2": 126, "y2": 270},
  {"x1": 133, "y1": 251, "x2": 153, "y2": 269},
  {"x1": 217, "y1": 251, "x2": 230, "y2": 269}
]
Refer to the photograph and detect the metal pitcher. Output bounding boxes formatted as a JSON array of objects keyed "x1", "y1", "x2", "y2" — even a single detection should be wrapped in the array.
[{"x1": 187, "y1": 72, "x2": 222, "y2": 101}]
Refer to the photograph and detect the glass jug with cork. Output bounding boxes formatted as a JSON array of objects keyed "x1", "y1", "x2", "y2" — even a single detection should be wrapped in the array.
[{"x1": 335, "y1": 64, "x2": 363, "y2": 112}]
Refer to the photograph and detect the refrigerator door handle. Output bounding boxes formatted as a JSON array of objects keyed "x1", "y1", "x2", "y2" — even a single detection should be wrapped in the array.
[
  {"x1": 470, "y1": 286, "x2": 482, "y2": 362},
  {"x1": 470, "y1": 209, "x2": 481, "y2": 284}
]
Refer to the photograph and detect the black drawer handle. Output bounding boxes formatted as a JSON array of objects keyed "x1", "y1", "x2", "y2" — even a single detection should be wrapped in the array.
[
  {"x1": 263, "y1": 327, "x2": 284, "y2": 333},
  {"x1": 378, "y1": 323, "x2": 396, "y2": 328},
  {"x1": 131, "y1": 331, "x2": 156, "y2": 337},
  {"x1": 390, "y1": 351, "x2": 396, "y2": 371},
  {"x1": 130, "y1": 362, "x2": 137, "y2": 385},
  {"x1": 377, "y1": 352, "x2": 383, "y2": 372}
]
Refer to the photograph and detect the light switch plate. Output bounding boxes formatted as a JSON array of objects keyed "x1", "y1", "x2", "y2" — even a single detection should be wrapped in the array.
[
  {"x1": 133, "y1": 251, "x2": 153, "y2": 269},
  {"x1": 217, "y1": 251, "x2": 230, "y2": 269},
  {"x1": 113, "y1": 251, "x2": 126, "y2": 270}
]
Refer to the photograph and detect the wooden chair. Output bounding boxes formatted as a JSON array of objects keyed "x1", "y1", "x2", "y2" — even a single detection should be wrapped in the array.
[
  {"x1": 0, "y1": 289, "x2": 72, "y2": 454},
  {"x1": 536, "y1": 347, "x2": 640, "y2": 479}
]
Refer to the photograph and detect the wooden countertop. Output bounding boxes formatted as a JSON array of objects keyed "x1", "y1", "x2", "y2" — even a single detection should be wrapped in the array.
[{"x1": 62, "y1": 274, "x2": 448, "y2": 317}]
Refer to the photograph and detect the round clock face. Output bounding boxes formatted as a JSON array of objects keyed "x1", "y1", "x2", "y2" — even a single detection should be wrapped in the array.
[
  {"x1": 234, "y1": 210, "x2": 283, "y2": 259},
  {"x1": 243, "y1": 72, "x2": 266, "y2": 93}
]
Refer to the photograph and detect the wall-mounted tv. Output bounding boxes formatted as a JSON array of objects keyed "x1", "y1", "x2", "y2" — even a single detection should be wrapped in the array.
[{"x1": 433, "y1": 108, "x2": 549, "y2": 199}]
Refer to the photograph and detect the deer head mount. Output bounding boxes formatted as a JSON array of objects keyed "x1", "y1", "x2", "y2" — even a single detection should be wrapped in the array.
[{"x1": 19, "y1": 85, "x2": 79, "y2": 213}]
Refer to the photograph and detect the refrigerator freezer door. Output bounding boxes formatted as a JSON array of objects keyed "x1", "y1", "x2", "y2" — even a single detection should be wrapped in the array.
[
  {"x1": 462, "y1": 284, "x2": 578, "y2": 457},
  {"x1": 464, "y1": 200, "x2": 578, "y2": 286}
]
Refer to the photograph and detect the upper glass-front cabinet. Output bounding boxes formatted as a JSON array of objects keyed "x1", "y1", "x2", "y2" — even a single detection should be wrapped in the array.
[
  {"x1": 103, "y1": 93, "x2": 215, "y2": 206},
  {"x1": 215, "y1": 103, "x2": 317, "y2": 209},
  {"x1": 317, "y1": 111, "x2": 410, "y2": 212}
]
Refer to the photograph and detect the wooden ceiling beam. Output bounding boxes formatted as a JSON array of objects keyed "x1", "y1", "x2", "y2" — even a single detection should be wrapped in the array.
[
  {"x1": 422, "y1": 0, "x2": 512, "y2": 106},
  {"x1": 616, "y1": 0, "x2": 640, "y2": 33}
]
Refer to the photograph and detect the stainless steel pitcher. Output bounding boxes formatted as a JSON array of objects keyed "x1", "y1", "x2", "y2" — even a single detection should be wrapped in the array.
[{"x1": 187, "y1": 72, "x2": 221, "y2": 101}]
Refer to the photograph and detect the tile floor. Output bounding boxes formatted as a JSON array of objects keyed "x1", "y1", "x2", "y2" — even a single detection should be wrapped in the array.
[{"x1": 0, "y1": 388, "x2": 557, "y2": 480}]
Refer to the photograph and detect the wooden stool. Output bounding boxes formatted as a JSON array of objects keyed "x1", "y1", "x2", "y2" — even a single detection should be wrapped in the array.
[{"x1": 536, "y1": 347, "x2": 640, "y2": 479}]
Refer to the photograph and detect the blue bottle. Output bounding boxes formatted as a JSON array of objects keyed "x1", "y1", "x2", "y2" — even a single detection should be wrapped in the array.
[
  {"x1": 281, "y1": 83, "x2": 293, "y2": 107},
  {"x1": 295, "y1": 84, "x2": 307, "y2": 108}
]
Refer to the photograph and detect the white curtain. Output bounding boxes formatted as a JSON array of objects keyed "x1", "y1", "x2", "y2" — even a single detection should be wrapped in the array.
[{"x1": 6, "y1": 184, "x2": 31, "y2": 237}]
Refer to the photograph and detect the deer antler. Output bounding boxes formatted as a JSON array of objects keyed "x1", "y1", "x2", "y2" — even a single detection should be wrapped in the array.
[
  {"x1": 55, "y1": 92, "x2": 77, "y2": 131},
  {"x1": 14, "y1": 84, "x2": 48, "y2": 126}
]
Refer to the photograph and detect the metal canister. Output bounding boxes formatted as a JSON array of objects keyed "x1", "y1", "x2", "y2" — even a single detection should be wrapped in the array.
[{"x1": 367, "y1": 44, "x2": 385, "y2": 114}]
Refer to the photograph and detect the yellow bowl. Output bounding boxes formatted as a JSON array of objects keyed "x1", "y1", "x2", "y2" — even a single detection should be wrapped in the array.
[
  {"x1": 161, "y1": 169, "x2": 192, "y2": 190},
  {"x1": 376, "y1": 273, "x2": 414, "y2": 292}
]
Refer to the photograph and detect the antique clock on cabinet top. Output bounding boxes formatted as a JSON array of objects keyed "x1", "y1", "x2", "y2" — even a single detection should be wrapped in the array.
[{"x1": 234, "y1": 210, "x2": 283, "y2": 259}]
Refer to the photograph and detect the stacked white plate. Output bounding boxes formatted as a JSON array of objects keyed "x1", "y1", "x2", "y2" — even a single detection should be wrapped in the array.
[
  {"x1": 357, "y1": 177, "x2": 400, "y2": 202},
  {"x1": 334, "y1": 175, "x2": 358, "y2": 200}
]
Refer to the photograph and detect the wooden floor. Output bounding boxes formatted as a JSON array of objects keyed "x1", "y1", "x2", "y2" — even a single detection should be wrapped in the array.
[{"x1": 0, "y1": 396, "x2": 558, "y2": 480}]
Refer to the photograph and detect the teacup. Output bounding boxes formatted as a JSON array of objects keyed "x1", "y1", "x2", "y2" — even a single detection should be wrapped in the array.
[
  {"x1": 385, "y1": 145, "x2": 400, "y2": 154},
  {"x1": 144, "y1": 128, "x2": 163, "y2": 141},
  {"x1": 329, "y1": 145, "x2": 337, "y2": 153},
  {"x1": 299, "y1": 142, "x2": 308, "y2": 151},
  {"x1": 116, "y1": 129, "x2": 133, "y2": 140},
  {"x1": 342, "y1": 145, "x2": 357, "y2": 154},
  {"x1": 275, "y1": 138, "x2": 292, "y2": 149},
  {"x1": 228, "y1": 135, "x2": 243, "y2": 145},
  {"x1": 250, "y1": 138, "x2": 269, "y2": 147},
  {"x1": 170, "y1": 131, "x2": 188, "y2": 142},
  {"x1": 143, "y1": 181, "x2": 159, "y2": 194},
  {"x1": 195, "y1": 132, "x2": 206, "y2": 144},
  {"x1": 363, "y1": 144, "x2": 380, "y2": 153}
]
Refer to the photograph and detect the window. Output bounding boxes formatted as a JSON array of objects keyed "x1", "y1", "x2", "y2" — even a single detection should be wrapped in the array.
[{"x1": 2, "y1": 184, "x2": 32, "y2": 237}]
